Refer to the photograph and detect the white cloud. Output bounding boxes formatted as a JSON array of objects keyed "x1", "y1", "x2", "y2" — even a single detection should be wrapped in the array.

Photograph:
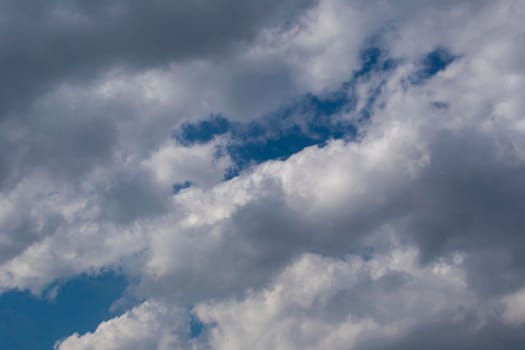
[
  {"x1": 195, "y1": 249, "x2": 471, "y2": 350},
  {"x1": 142, "y1": 138, "x2": 231, "y2": 189},
  {"x1": 58, "y1": 248, "x2": 475, "y2": 350},
  {"x1": 502, "y1": 289, "x2": 525, "y2": 327},
  {"x1": 55, "y1": 300, "x2": 191, "y2": 350}
]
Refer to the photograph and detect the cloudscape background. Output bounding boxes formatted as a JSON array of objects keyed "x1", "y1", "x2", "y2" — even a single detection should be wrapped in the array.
[{"x1": 1, "y1": 0, "x2": 525, "y2": 348}]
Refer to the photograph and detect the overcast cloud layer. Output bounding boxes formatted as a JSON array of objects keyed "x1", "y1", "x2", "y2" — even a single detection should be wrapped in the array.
[{"x1": 1, "y1": 0, "x2": 525, "y2": 349}]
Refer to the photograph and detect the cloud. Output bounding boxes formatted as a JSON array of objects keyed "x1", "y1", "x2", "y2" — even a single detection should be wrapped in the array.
[
  {"x1": 0, "y1": 0, "x2": 316, "y2": 113},
  {"x1": 55, "y1": 300, "x2": 190, "y2": 350},
  {"x1": 1, "y1": 0, "x2": 525, "y2": 348},
  {"x1": 58, "y1": 248, "x2": 518, "y2": 350},
  {"x1": 194, "y1": 249, "x2": 472, "y2": 350},
  {"x1": 501, "y1": 288, "x2": 525, "y2": 327}
]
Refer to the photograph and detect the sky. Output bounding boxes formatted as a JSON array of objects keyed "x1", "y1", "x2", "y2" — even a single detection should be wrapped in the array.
[{"x1": 1, "y1": 0, "x2": 525, "y2": 349}]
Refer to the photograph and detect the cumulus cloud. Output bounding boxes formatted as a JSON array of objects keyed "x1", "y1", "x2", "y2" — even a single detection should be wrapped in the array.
[
  {"x1": 57, "y1": 248, "x2": 524, "y2": 350},
  {"x1": 55, "y1": 300, "x2": 191, "y2": 350},
  {"x1": 193, "y1": 249, "x2": 468, "y2": 350},
  {"x1": 1, "y1": 0, "x2": 525, "y2": 348}
]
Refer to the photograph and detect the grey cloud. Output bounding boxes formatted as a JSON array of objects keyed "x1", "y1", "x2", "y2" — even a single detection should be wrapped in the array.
[
  {"x1": 359, "y1": 320, "x2": 525, "y2": 350},
  {"x1": 0, "y1": 0, "x2": 315, "y2": 114},
  {"x1": 392, "y1": 129, "x2": 525, "y2": 296},
  {"x1": 0, "y1": 208, "x2": 64, "y2": 265},
  {"x1": 0, "y1": 113, "x2": 117, "y2": 188},
  {"x1": 100, "y1": 170, "x2": 170, "y2": 225}
]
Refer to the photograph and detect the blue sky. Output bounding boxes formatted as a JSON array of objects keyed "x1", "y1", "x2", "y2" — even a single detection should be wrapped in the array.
[
  {"x1": 0, "y1": 273, "x2": 127, "y2": 349},
  {"x1": 1, "y1": 1, "x2": 525, "y2": 349}
]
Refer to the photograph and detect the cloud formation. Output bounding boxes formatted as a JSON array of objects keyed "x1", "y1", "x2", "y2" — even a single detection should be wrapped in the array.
[{"x1": 0, "y1": 0, "x2": 524, "y2": 348}]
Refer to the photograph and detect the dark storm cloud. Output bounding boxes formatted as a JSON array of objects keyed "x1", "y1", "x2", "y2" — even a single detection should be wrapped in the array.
[{"x1": 0, "y1": 0, "x2": 315, "y2": 113}]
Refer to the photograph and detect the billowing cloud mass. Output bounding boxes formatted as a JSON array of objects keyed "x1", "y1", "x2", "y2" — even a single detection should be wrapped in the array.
[{"x1": 0, "y1": 0, "x2": 525, "y2": 349}]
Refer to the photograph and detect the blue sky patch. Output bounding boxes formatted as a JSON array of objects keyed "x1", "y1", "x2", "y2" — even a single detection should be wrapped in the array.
[
  {"x1": 0, "y1": 272, "x2": 127, "y2": 350},
  {"x1": 175, "y1": 47, "x2": 397, "y2": 179},
  {"x1": 172, "y1": 180, "x2": 193, "y2": 194},
  {"x1": 408, "y1": 48, "x2": 456, "y2": 85},
  {"x1": 189, "y1": 311, "x2": 206, "y2": 339},
  {"x1": 176, "y1": 115, "x2": 230, "y2": 146}
]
